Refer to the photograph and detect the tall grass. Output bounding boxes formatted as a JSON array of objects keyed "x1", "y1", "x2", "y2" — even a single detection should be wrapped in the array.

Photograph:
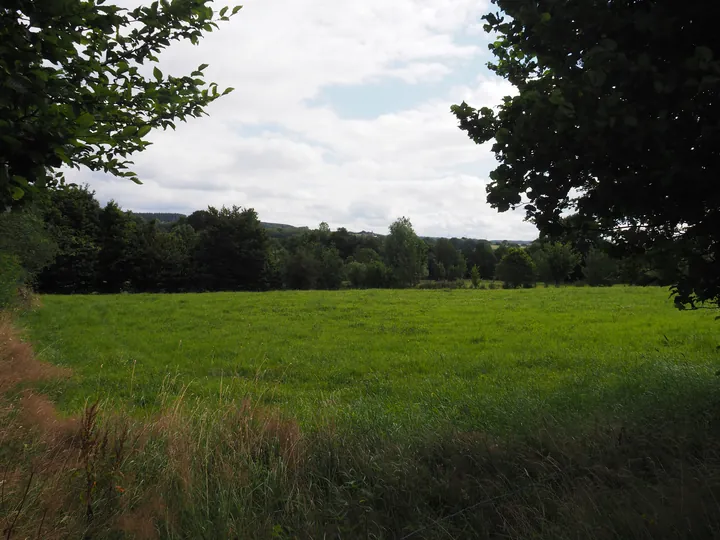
[{"x1": 3, "y1": 314, "x2": 720, "y2": 538}]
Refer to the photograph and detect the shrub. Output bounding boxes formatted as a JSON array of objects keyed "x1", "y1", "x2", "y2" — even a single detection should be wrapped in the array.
[
  {"x1": 495, "y1": 248, "x2": 536, "y2": 288},
  {"x1": 0, "y1": 253, "x2": 24, "y2": 308},
  {"x1": 470, "y1": 265, "x2": 481, "y2": 288}
]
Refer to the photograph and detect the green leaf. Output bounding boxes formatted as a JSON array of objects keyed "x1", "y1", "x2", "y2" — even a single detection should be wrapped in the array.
[
  {"x1": 197, "y1": 63, "x2": 209, "y2": 72},
  {"x1": 220, "y1": 6, "x2": 228, "y2": 16},
  {"x1": 11, "y1": 187, "x2": 24, "y2": 201},
  {"x1": 222, "y1": 87, "x2": 235, "y2": 95},
  {"x1": 76, "y1": 112, "x2": 95, "y2": 128},
  {"x1": 122, "y1": 125, "x2": 138, "y2": 136},
  {"x1": 137, "y1": 125, "x2": 152, "y2": 137},
  {"x1": 153, "y1": 66, "x2": 163, "y2": 81},
  {"x1": 12, "y1": 175, "x2": 28, "y2": 187},
  {"x1": 232, "y1": 5, "x2": 242, "y2": 15},
  {"x1": 540, "y1": 12, "x2": 551, "y2": 23}
]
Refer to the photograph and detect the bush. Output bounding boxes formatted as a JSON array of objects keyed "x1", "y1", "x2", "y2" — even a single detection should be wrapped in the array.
[
  {"x1": 0, "y1": 253, "x2": 24, "y2": 308},
  {"x1": 417, "y1": 280, "x2": 466, "y2": 290},
  {"x1": 495, "y1": 248, "x2": 536, "y2": 289}
]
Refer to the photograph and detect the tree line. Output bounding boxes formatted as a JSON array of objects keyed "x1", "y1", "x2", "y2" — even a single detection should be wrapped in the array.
[{"x1": 0, "y1": 185, "x2": 686, "y2": 302}]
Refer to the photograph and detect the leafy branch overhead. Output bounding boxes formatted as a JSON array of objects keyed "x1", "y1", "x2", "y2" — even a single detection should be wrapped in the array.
[
  {"x1": 0, "y1": 0, "x2": 241, "y2": 207},
  {"x1": 452, "y1": 0, "x2": 720, "y2": 309}
]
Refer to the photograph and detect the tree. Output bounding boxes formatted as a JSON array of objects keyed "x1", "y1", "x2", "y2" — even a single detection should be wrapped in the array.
[
  {"x1": 0, "y1": 206, "x2": 57, "y2": 279},
  {"x1": 1, "y1": 0, "x2": 239, "y2": 208},
  {"x1": 466, "y1": 241, "x2": 497, "y2": 279},
  {"x1": 37, "y1": 185, "x2": 101, "y2": 293},
  {"x1": 316, "y1": 246, "x2": 344, "y2": 290},
  {"x1": 447, "y1": 254, "x2": 468, "y2": 281},
  {"x1": 96, "y1": 201, "x2": 134, "y2": 292},
  {"x1": 283, "y1": 245, "x2": 320, "y2": 290},
  {"x1": 0, "y1": 206, "x2": 57, "y2": 305},
  {"x1": 533, "y1": 242, "x2": 581, "y2": 286},
  {"x1": 364, "y1": 260, "x2": 390, "y2": 288},
  {"x1": 451, "y1": 1, "x2": 719, "y2": 309},
  {"x1": 583, "y1": 248, "x2": 618, "y2": 287},
  {"x1": 495, "y1": 247, "x2": 536, "y2": 289},
  {"x1": 470, "y1": 265, "x2": 481, "y2": 288},
  {"x1": 346, "y1": 261, "x2": 367, "y2": 288},
  {"x1": 193, "y1": 206, "x2": 270, "y2": 291},
  {"x1": 433, "y1": 238, "x2": 468, "y2": 280},
  {"x1": 384, "y1": 217, "x2": 428, "y2": 287}
]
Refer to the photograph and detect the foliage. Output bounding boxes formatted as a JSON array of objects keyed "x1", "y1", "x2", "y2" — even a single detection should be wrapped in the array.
[
  {"x1": 384, "y1": 217, "x2": 428, "y2": 287},
  {"x1": 0, "y1": 253, "x2": 24, "y2": 307},
  {"x1": 470, "y1": 265, "x2": 481, "y2": 288},
  {"x1": 27, "y1": 187, "x2": 681, "y2": 294},
  {"x1": 0, "y1": 0, "x2": 239, "y2": 208},
  {"x1": 346, "y1": 261, "x2": 367, "y2": 288},
  {"x1": 533, "y1": 242, "x2": 581, "y2": 286},
  {"x1": 583, "y1": 248, "x2": 618, "y2": 287},
  {"x1": 37, "y1": 186, "x2": 100, "y2": 293},
  {"x1": 193, "y1": 206, "x2": 271, "y2": 292},
  {"x1": 495, "y1": 247, "x2": 536, "y2": 288},
  {"x1": 465, "y1": 240, "x2": 497, "y2": 279},
  {"x1": 451, "y1": 0, "x2": 720, "y2": 310},
  {"x1": 0, "y1": 206, "x2": 57, "y2": 279}
]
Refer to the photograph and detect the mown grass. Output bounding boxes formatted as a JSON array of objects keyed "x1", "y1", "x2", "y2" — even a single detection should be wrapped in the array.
[{"x1": 19, "y1": 287, "x2": 720, "y2": 436}]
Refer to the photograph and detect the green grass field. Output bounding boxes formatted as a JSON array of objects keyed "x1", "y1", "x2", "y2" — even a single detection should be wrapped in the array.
[{"x1": 20, "y1": 287, "x2": 720, "y2": 435}]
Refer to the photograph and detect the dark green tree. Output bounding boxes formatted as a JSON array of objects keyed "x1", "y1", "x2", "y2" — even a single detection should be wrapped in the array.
[
  {"x1": 316, "y1": 246, "x2": 345, "y2": 290},
  {"x1": 96, "y1": 201, "x2": 134, "y2": 292},
  {"x1": 364, "y1": 260, "x2": 390, "y2": 288},
  {"x1": 384, "y1": 217, "x2": 428, "y2": 287},
  {"x1": 0, "y1": 206, "x2": 57, "y2": 305},
  {"x1": 466, "y1": 241, "x2": 497, "y2": 279},
  {"x1": 346, "y1": 261, "x2": 367, "y2": 288},
  {"x1": 283, "y1": 244, "x2": 320, "y2": 290},
  {"x1": 533, "y1": 242, "x2": 581, "y2": 286},
  {"x1": 1, "y1": 0, "x2": 239, "y2": 208},
  {"x1": 193, "y1": 206, "x2": 270, "y2": 291},
  {"x1": 451, "y1": 0, "x2": 719, "y2": 309},
  {"x1": 0, "y1": 206, "x2": 57, "y2": 279},
  {"x1": 37, "y1": 185, "x2": 101, "y2": 293},
  {"x1": 583, "y1": 248, "x2": 618, "y2": 287},
  {"x1": 495, "y1": 247, "x2": 536, "y2": 289}
]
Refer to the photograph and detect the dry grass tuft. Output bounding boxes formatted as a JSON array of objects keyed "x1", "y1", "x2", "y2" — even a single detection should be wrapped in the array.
[{"x1": 0, "y1": 316, "x2": 69, "y2": 395}]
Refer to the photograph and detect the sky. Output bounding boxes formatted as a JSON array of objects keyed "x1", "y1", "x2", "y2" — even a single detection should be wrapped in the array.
[{"x1": 71, "y1": 0, "x2": 539, "y2": 241}]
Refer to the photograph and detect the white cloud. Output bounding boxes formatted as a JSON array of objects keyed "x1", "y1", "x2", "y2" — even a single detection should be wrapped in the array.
[{"x1": 70, "y1": 0, "x2": 537, "y2": 240}]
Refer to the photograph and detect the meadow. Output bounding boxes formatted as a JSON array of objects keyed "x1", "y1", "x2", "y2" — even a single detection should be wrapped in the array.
[
  {"x1": 20, "y1": 286, "x2": 720, "y2": 435},
  {"x1": 4, "y1": 286, "x2": 720, "y2": 539}
]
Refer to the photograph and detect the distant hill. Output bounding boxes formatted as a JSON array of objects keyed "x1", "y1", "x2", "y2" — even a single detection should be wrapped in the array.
[{"x1": 134, "y1": 213, "x2": 533, "y2": 244}]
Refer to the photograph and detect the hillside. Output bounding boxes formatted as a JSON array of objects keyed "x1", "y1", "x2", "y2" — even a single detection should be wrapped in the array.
[{"x1": 134, "y1": 212, "x2": 532, "y2": 244}]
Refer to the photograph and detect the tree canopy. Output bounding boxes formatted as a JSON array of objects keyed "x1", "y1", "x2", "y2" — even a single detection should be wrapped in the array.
[
  {"x1": 451, "y1": 0, "x2": 719, "y2": 309},
  {"x1": 1, "y1": 0, "x2": 238, "y2": 208}
]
